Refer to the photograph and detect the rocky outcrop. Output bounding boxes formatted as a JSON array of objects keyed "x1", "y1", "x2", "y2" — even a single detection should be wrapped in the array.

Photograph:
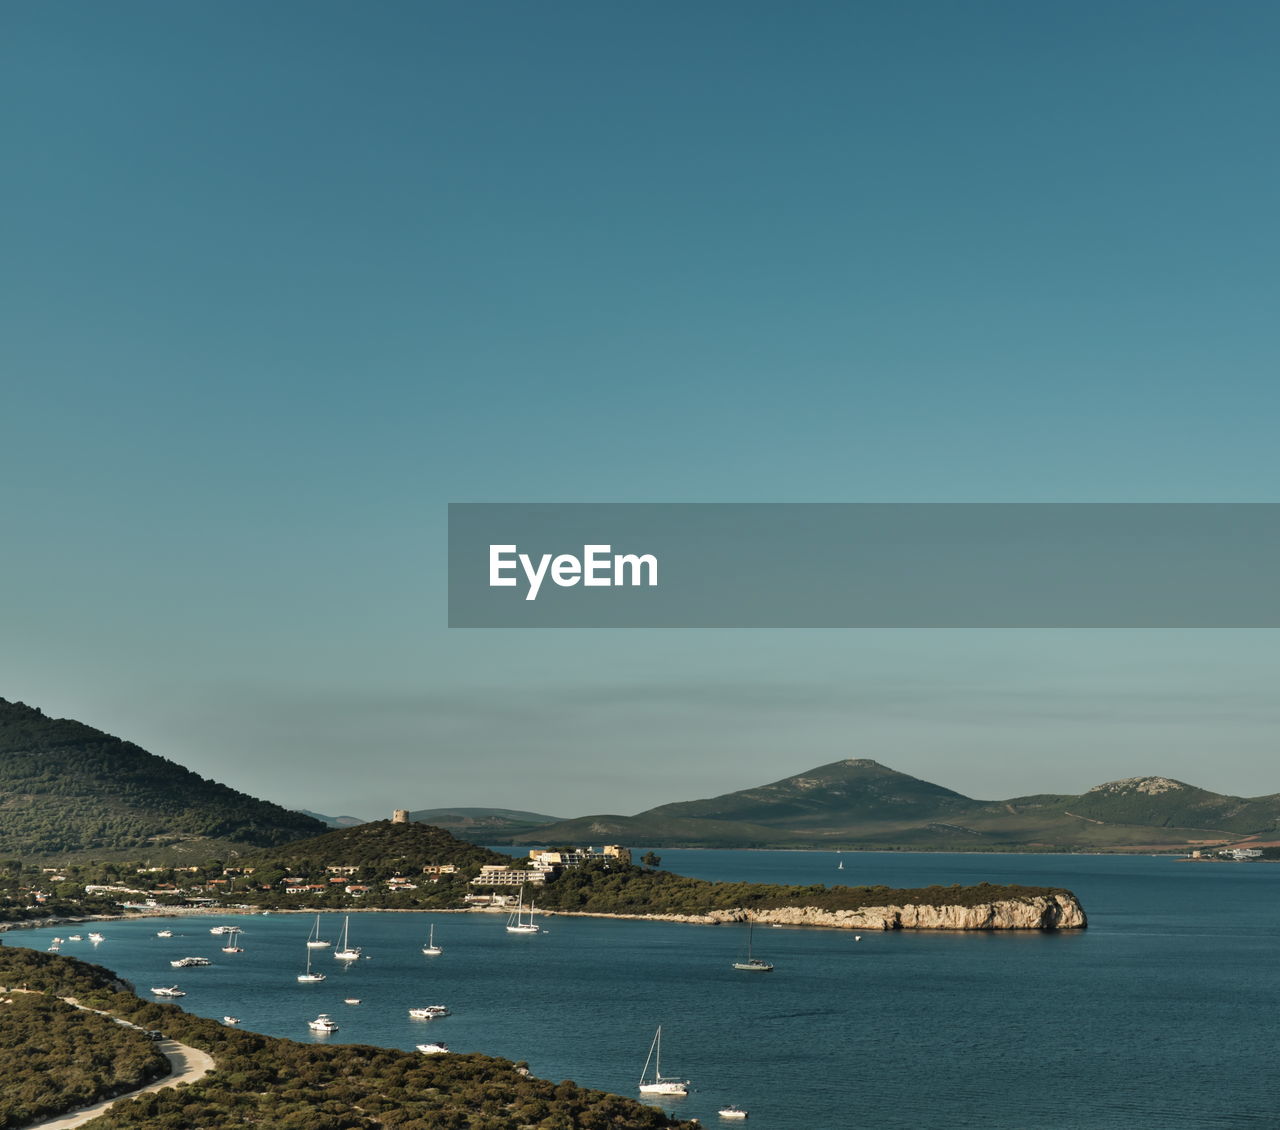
[{"x1": 551, "y1": 892, "x2": 1086, "y2": 931}]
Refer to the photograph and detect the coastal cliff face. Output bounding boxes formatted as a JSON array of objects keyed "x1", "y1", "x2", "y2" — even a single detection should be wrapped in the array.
[{"x1": 558, "y1": 893, "x2": 1086, "y2": 931}]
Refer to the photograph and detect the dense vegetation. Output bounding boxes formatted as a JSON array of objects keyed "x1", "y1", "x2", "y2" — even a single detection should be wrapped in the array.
[
  {"x1": 0, "y1": 948, "x2": 693, "y2": 1130},
  {"x1": 0, "y1": 699, "x2": 326, "y2": 858},
  {"x1": 246, "y1": 820, "x2": 512, "y2": 874},
  {"x1": 534, "y1": 859, "x2": 1074, "y2": 917},
  {"x1": 0, "y1": 993, "x2": 169, "y2": 1129}
]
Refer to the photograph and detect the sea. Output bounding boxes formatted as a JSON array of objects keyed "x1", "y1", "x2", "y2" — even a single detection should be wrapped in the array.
[{"x1": 7, "y1": 850, "x2": 1280, "y2": 1129}]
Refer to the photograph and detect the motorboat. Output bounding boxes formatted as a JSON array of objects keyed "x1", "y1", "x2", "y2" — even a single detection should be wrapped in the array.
[
  {"x1": 308, "y1": 1014, "x2": 340, "y2": 1033},
  {"x1": 151, "y1": 986, "x2": 185, "y2": 998},
  {"x1": 408, "y1": 1005, "x2": 450, "y2": 1019},
  {"x1": 416, "y1": 1042, "x2": 450, "y2": 1055}
]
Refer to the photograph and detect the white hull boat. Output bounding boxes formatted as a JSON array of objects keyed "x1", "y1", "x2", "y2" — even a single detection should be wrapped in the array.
[{"x1": 638, "y1": 1025, "x2": 689, "y2": 1096}]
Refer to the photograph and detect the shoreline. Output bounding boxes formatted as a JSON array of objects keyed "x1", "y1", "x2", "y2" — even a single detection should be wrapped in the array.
[{"x1": 2, "y1": 894, "x2": 1086, "y2": 935}]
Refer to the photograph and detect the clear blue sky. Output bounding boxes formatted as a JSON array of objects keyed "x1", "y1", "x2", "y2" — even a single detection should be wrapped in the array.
[{"x1": 4, "y1": 2, "x2": 1279, "y2": 817}]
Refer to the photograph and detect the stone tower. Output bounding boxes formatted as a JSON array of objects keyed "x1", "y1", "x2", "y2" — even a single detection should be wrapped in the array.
[{"x1": 392, "y1": 809, "x2": 409, "y2": 824}]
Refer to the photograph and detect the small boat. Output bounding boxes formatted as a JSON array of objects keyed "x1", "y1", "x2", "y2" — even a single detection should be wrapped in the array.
[
  {"x1": 67, "y1": 934, "x2": 82, "y2": 941},
  {"x1": 408, "y1": 1005, "x2": 450, "y2": 1019},
  {"x1": 638, "y1": 1025, "x2": 689, "y2": 1095},
  {"x1": 88, "y1": 932, "x2": 104, "y2": 942},
  {"x1": 297, "y1": 947, "x2": 326, "y2": 982},
  {"x1": 209, "y1": 926, "x2": 229, "y2": 934},
  {"x1": 333, "y1": 915, "x2": 361, "y2": 961},
  {"x1": 305, "y1": 915, "x2": 331, "y2": 949},
  {"x1": 421, "y1": 924, "x2": 442, "y2": 956},
  {"x1": 416, "y1": 1042, "x2": 450, "y2": 1055},
  {"x1": 170, "y1": 956, "x2": 212, "y2": 968},
  {"x1": 343, "y1": 998, "x2": 361, "y2": 1005},
  {"x1": 47, "y1": 943, "x2": 60, "y2": 952},
  {"x1": 731, "y1": 922, "x2": 774, "y2": 973},
  {"x1": 837, "y1": 860, "x2": 844, "y2": 871},
  {"x1": 505, "y1": 886, "x2": 540, "y2": 934},
  {"x1": 308, "y1": 1013, "x2": 339, "y2": 1033},
  {"x1": 155, "y1": 929, "x2": 173, "y2": 938},
  {"x1": 718, "y1": 1106, "x2": 749, "y2": 1119},
  {"x1": 223, "y1": 1016, "x2": 241, "y2": 1025},
  {"x1": 151, "y1": 986, "x2": 185, "y2": 998}
]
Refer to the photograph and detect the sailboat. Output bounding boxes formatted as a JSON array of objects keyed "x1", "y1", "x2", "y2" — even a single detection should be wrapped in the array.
[
  {"x1": 638, "y1": 1025, "x2": 689, "y2": 1095},
  {"x1": 505, "y1": 886, "x2": 540, "y2": 934},
  {"x1": 297, "y1": 946, "x2": 326, "y2": 982},
  {"x1": 731, "y1": 921, "x2": 774, "y2": 972},
  {"x1": 333, "y1": 915, "x2": 361, "y2": 961},
  {"x1": 220, "y1": 927, "x2": 244, "y2": 953},
  {"x1": 421, "y1": 923, "x2": 442, "y2": 956},
  {"x1": 305, "y1": 915, "x2": 330, "y2": 949}
]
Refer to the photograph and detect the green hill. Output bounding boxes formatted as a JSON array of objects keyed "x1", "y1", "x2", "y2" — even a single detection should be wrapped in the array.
[
  {"x1": 0, "y1": 698, "x2": 326, "y2": 859},
  {"x1": 242, "y1": 818, "x2": 513, "y2": 872},
  {"x1": 645, "y1": 759, "x2": 973, "y2": 827},
  {"x1": 1066, "y1": 776, "x2": 1280, "y2": 833}
]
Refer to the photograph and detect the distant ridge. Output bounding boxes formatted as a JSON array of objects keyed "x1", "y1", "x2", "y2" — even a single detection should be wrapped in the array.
[
  {"x1": 296, "y1": 809, "x2": 367, "y2": 829},
  {"x1": 0, "y1": 698, "x2": 328, "y2": 859},
  {"x1": 408, "y1": 807, "x2": 563, "y2": 840},
  {"x1": 504, "y1": 760, "x2": 1280, "y2": 852}
]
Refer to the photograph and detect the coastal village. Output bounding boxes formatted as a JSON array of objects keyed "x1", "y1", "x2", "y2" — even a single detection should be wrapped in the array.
[{"x1": 1, "y1": 811, "x2": 637, "y2": 919}]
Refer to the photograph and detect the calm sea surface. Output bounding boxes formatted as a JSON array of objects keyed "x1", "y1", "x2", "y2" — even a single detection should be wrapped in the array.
[{"x1": 9, "y1": 851, "x2": 1280, "y2": 1128}]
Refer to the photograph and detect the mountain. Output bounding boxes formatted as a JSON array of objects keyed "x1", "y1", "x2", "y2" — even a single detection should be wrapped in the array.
[
  {"x1": 645, "y1": 759, "x2": 972, "y2": 827},
  {"x1": 407, "y1": 807, "x2": 563, "y2": 841},
  {"x1": 511, "y1": 760, "x2": 1280, "y2": 851},
  {"x1": 296, "y1": 809, "x2": 367, "y2": 828},
  {"x1": 0, "y1": 698, "x2": 327, "y2": 859}
]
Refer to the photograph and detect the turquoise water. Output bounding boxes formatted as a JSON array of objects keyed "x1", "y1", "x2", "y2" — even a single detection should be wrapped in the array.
[{"x1": 9, "y1": 851, "x2": 1280, "y2": 1128}]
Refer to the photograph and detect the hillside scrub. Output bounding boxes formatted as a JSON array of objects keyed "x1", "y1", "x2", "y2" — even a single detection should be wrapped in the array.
[
  {"x1": 0, "y1": 949, "x2": 693, "y2": 1130},
  {"x1": 0, "y1": 994, "x2": 168, "y2": 1129}
]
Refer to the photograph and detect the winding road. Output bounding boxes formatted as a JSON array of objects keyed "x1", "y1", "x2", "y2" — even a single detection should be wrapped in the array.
[{"x1": 22, "y1": 1038, "x2": 215, "y2": 1129}]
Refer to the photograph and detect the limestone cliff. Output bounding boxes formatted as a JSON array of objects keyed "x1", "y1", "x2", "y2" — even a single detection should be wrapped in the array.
[{"x1": 551, "y1": 892, "x2": 1086, "y2": 931}]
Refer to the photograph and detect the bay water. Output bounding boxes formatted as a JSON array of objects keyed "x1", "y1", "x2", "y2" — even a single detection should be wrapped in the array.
[{"x1": 9, "y1": 851, "x2": 1279, "y2": 1128}]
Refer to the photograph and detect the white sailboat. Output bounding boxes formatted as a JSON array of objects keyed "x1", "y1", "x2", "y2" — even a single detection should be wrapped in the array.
[
  {"x1": 297, "y1": 946, "x2": 326, "y2": 982},
  {"x1": 505, "y1": 886, "x2": 540, "y2": 933},
  {"x1": 638, "y1": 1025, "x2": 689, "y2": 1095},
  {"x1": 731, "y1": 921, "x2": 774, "y2": 973},
  {"x1": 221, "y1": 927, "x2": 244, "y2": 953},
  {"x1": 421, "y1": 923, "x2": 442, "y2": 956},
  {"x1": 306, "y1": 915, "x2": 331, "y2": 948},
  {"x1": 333, "y1": 915, "x2": 361, "y2": 961}
]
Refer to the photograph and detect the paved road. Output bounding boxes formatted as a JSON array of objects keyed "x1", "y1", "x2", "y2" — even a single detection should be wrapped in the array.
[{"x1": 21, "y1": 1039, "x2": 215, "y2": 1129}]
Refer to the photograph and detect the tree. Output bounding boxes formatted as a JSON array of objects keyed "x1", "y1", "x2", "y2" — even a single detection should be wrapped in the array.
[{"x1": 640, "y1": 852, "x2": 661, "y2": 869}]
